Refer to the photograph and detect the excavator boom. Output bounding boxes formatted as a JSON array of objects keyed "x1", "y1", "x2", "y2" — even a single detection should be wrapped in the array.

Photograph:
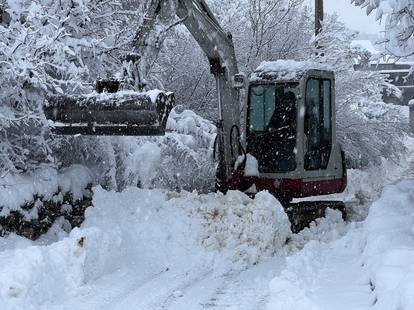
[{"x1": 133, "y1": 0, "x2": 243, "y2": 188}]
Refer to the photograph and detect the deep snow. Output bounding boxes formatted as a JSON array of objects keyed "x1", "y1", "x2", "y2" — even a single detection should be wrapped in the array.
[
  {"x1": 0, "y1": 188, "x2": 291, "y2": 309},
  {"x1": 267, "y1": 180, "x2": 414, "y2": 310},
  {"x1": 1, "y1": 141, "x2": 413, "y2": 310}
]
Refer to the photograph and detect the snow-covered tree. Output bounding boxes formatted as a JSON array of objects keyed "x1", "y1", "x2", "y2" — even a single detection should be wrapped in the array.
[
  {"x1": 311, "y1": 15, "x2": 406, "y2": 167},
  {"x1": 0, "y1": 0, "x2": 141, "y2": 175},
  {"x1": 352, "y1": 0, "x2": 414, "y2": 57},
  {"x1": 156, "y1": 0, "x2": 311, "y2": 120}
]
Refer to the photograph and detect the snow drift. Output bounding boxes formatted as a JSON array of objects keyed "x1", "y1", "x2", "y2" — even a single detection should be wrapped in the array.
[
  {"x1": 0, "y1": 187, "x2": 290, "y2": 309},
  {"x1": 266, "y1": 179, "x2": 414, "y2": 310},
  {"x1": 363, "y1": 180, "x2": 414, "y2": 310}
]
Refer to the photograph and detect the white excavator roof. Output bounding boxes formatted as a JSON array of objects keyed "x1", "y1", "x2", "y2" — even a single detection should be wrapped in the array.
[{"x1": 251, "y1": 60, "x2": 329, "y2": 82}]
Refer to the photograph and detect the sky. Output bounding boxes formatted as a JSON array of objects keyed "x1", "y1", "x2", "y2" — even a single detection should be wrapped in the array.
[{"x1": 306, "y1": 0, "x2": 384, "y2": 35}]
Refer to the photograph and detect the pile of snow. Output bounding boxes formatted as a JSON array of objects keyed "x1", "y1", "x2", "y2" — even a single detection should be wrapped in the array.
[
  {"x1": 0, "y1": 165, "x2": 93, "y2": 217},
  {"x1": 45, "y1": 90, "x2": 153, "y2": 109},
  {"x1": 0, "y1": 186, "x2": 291, "y2": 308},
  {"x1": 91, "y1": 90, "x2": 152, "y2": 104},
  {"x1": 362, "y1": 180, "x2": 414, "y2": 309},
  {"x1": 288, "y1": 208, "x2": 348, "y2": 250},
  {"x1": 194, "y1": 191, "x2": 291, "y2": 265},
  {"x1": 0, "y1": 229, "x2": 87, "y2": 309}
]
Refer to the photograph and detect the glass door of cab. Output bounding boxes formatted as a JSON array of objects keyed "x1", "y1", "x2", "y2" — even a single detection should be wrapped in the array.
[
  {"x1": 304, "y1": 78, "x2": 333, "y2": 171},
  {"x1": 247, "y1": 83, "x2": 299, "y2": 174}
]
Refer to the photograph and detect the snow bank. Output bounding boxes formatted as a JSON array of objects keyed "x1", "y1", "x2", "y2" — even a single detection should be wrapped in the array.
[
  {"x1": 0, "y1": 186, "x2": 291, "y2": 308},
  {"x1": 267, "y1": 179, "x2": 414, "y2": 310},
  {"x1": 0, "y1": 230, "x2": 87, "y2": 310},
  {"x1": 363, "y1": 180, "x2": 414, "y2": 310}
]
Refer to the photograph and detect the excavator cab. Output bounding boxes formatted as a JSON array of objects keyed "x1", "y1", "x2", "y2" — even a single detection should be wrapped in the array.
[{"x1": 229, "y1": 62, "x2": 347, "y2": 205}]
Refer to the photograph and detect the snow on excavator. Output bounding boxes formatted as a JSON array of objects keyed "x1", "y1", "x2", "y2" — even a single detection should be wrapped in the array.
[{"x1": 43, "y1": 0, "x2": 347, "y2": 232}]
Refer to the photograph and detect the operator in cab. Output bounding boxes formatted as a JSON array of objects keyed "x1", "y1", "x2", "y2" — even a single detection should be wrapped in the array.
[{"x1": 247, "y1": 84, "x2": 298, "y2": 174}]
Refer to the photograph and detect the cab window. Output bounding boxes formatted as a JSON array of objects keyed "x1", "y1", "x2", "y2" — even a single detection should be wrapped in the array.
[
  {"x1": 304, "y1": 78, "x2": 332, "y2": 170},
  {"x1": 247, "y1": 83, "x2": 299, "y2": 173}
]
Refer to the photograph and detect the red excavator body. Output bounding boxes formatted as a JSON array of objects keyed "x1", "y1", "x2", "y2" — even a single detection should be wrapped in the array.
[{"x1": 225, "y1": 61, "x2": 347, "y2": 203}]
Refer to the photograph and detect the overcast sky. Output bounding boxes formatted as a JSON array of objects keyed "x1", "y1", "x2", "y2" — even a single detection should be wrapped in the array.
[{"x1": 306, "y1": 0, "x2": 384, "y2": 34}]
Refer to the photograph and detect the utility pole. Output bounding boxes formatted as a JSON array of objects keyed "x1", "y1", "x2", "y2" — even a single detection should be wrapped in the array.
[{"x1": 315, "y1": 0, "x2": 324, "y2": 36}]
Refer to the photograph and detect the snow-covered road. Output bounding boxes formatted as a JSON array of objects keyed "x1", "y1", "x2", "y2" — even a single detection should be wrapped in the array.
[{"x1": 1, "y1": 141, "x2": 414, "y2": 310}]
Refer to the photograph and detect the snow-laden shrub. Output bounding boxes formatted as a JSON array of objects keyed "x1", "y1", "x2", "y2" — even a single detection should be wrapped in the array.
[
  {"x1": 0, "y1": 165, "x2": 93, "y2": 239},
  {"x1": 57, "y1": 107, "x2": 216, "y2": 192},
  {"x1": 107, "y1": 108, "x2": 216, "y2": 192},
  {"x1": 154, "y1": 108, "x2": 216, "y2": 192},
  {"x1": 311, "y1": 16, "x2": 407, "y2": 168}
]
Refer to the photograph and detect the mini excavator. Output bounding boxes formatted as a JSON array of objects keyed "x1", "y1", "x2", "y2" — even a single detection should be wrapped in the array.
[{"x1": 44, "y1": 0, "x2": 347, "y2": 232}]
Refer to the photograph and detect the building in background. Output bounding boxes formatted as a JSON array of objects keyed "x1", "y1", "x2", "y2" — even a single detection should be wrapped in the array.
[{"x1": 353, "y1": 40, "x2": 414, "y2": 106}]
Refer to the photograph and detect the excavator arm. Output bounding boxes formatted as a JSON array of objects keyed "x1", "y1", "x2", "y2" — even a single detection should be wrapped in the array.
[
  {"x1": 133, "y1": 0, "x2": 243, "y2": 190},
  {"x1": 176, "y1": 0, "x2": 242, "y2": 191}
]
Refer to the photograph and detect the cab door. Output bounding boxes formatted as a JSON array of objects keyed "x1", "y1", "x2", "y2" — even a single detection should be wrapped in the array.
[{"x1": 304, "y1": 77, "x2": 333, "y2": 172}]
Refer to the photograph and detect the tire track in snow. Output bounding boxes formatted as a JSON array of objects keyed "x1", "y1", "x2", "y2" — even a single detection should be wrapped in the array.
[
  {"x1": 197, "y1": 257, "x2": 286, "y2": 310},
  {"x1": 267, "y1": 226, "x2": 376, "y2": 310},
  {"x1": 152, "y1": 268, "x2": 216, "y2": 310},
  {"x1": 66, "y1": 267, "x2": 171, "y2": 310}
]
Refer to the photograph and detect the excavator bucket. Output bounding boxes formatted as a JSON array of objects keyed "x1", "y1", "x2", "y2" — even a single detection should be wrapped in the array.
[{"x1": 44, "y1": 89, "x2": 175, "y2": 136}]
